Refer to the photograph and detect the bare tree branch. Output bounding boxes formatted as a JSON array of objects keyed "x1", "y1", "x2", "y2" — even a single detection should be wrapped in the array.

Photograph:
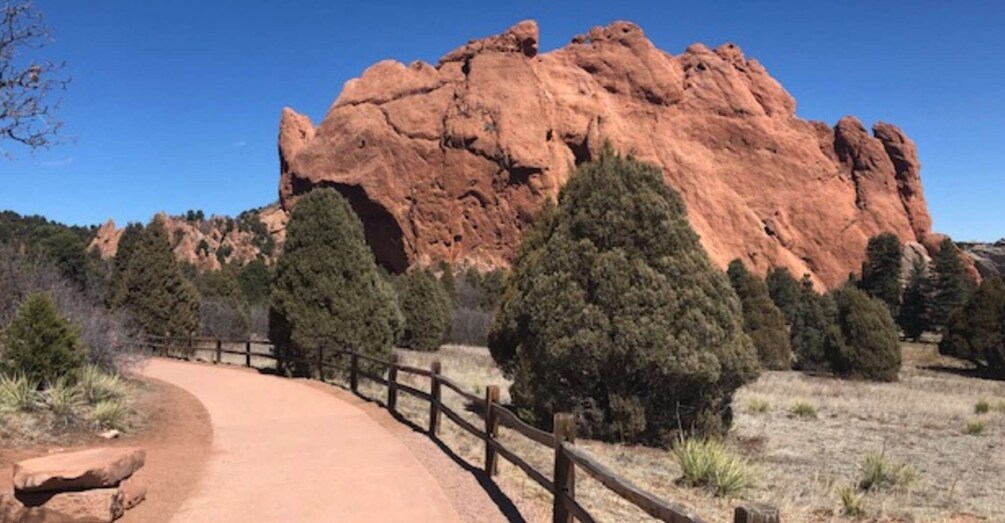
[{"x1": 1, "y1": 1, "x2": 69, "y2": 158}]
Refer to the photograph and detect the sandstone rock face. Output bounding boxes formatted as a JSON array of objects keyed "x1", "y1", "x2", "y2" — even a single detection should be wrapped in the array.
[
  {"x1": 278, "y1": 20, "x2": 940, "y2": 288},
  {"x1": 13, "y1": 448, "x2": 145, "y2": 493},
  {"x1": 960, "y1": 240, "x2": 1005, "y2": 278}
]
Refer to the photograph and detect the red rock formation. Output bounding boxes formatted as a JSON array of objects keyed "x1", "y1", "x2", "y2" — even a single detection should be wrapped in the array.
[{"x1": 279, "y1": 20, "x2": 939, "y2": 288}]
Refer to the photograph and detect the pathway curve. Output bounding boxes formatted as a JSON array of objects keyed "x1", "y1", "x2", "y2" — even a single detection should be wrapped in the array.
[{"x1": 141, "y1": 358, "x2": 462, "y2": 523}]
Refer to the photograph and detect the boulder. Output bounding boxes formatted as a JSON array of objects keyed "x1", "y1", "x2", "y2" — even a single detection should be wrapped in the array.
[
  {"x1": 3, "y1": 488, "x2": 124, "y2": 523},
  {"x1": 13, "y1": 448, "x2": 145, "y2": 493},
  {"x1": 117, "y1": 476, "x2": 146, "y2": 511}
]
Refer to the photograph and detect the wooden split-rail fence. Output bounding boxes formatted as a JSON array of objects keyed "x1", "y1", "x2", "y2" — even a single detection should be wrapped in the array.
[{"x1": 145, "y1": 336, "x2": 779, "y2": 523}]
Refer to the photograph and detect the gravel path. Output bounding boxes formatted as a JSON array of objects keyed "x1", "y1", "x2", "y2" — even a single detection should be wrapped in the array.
[{"x1": 142, "y1": 358, "x2": 469, "y2": 523}]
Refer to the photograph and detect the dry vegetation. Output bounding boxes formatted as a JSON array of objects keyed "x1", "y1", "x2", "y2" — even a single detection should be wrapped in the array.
[{"x1": 191, "y1": 341, "x2": 1005, "y2": 522}]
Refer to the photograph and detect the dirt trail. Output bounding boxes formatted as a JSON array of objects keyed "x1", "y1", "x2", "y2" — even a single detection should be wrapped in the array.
[{"x1": 141, "y1": 358, "x2": 463, "y2": 523}]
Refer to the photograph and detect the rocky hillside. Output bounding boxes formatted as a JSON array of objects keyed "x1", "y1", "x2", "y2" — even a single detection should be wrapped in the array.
[
  {"x1": 89, "y1": 204, "x2": 288, "y2": 271},
  {"x1": 960, "y1": 240, "x2": 1005, "y2": 278},
  {"x1": 278, "y1": 20, "x2": 946, "y2": 288}
]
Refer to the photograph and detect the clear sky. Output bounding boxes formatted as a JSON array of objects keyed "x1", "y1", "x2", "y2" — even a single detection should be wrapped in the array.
[{"x1": 1, "y1": 1, "x2": 1002, "y2": 241}]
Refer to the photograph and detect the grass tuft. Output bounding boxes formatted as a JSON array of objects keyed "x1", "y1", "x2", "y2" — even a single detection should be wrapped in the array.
[
  {"x1": 858, "y1": 451, "x2": 918, "y2": 491},
  {"x1": 0, "y1": 374, "x2": 40, "y2": 412},
  {"x1": 90, "y1": 400, "x2": 130, "y2": 430},
  {"x1": 746, "y1": 399, "x2": 771, "y2": 414},
  {"x1": 78, "y1": 366, "x2": 125, "y2": 405},
  {"x1": 963, "y1": 419, "x2": 986, "y2": 436},
  {"x1": 45, "y1": 378, "x2": 84, "y2": 421},
  {"x1": 789, "y1": 401, "x2": 817, "y2": 419},
  {"x1": 837, "y1": 483, "x2": 866, "y2": 516},
  {"x1": 975, "y1": 399, "x2": 990, "y2": 414},
  {"x1": 672, "y1": 439, "x2": 753, "y2": 497}
]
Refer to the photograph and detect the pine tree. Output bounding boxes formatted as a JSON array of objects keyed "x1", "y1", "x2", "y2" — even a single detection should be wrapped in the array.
[
  {"x1": 269, "y1": 188, "x2": 399, "y2": 376},
  {"x1": 828, "y1": 286, "x2": 902, "y2": 382},
  {"x1": 437, "y1": 261, "x2": 458, "y2": 306},
  {"x1": 115, "y1": 218, "x2": 200, "y2": 338},
  {"x1": 898, "y1": 258, "x2": 931, "y2": 340},
  {"x1": 766, "y1": 267, "x2": 801, "y2": 325},
  {"x1": 397, "y1": 268, "x2": 452, "y2": 351},
  {"x1": 859, "y1": 233, "x2": 903, "y2": 317},
  {"x1": 488, "y1": 148, "x2": 759, "y2": 444},
  {"x1": 727, "y1": 260, "x2": 792, "y2": 370},
  {"x1": 0, "y1": 293, "x2": 87, "y2": 384},
  {"x1": 790, "y1": 276, "x2": 840, "y2": 372},
  {"x1": 106, "y1": 222, "x2": 144, "y2": 308},
  {"x1": 929, "y1": 238, "x2": 973, "y2": 328},
  {"x1": 939, "y1": 277, "x2": 1005, "y2": 373}
]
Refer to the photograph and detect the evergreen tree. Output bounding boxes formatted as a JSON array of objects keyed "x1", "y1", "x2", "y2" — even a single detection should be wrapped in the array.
[
  {"x1": 437, "y1": 261, "x2": 458, "y2": 305},
  {"x1": 727, "y1": 260, "x2": 792, "y2": 370},
  {"x1": 828, "y1": 286, "x2": 902, "y2": 382},
  {"x1": 106, "y1": 222, "x2": 144, "y2": 308},
  {"x1": 790, "y1": 276, "x2": 840, "y2": 372},
  {"x1": 237, "y1": 259, "x2": 272, "y2": 304},
  {"x1": 488, "y1": 148, "x2": 758, "y2": 444},
  {"x1": 397, "y1": 268, "x2": 452, "y2": 351},
  {"x1": 929, "y1": 238, "x2": 973, "y2": 328},
  {"x1": 898, "y1": 258, "x2": 931, "y2": 340},
  {"x1": 766, "y1": 267, "x2": 801, "y2": 325},
  {"x1": 115, "y1": 218, "x2": 200, "y2": 337},
  {"x1": 269, "y1": 188, "x2": 399, "y2": 376},
  {"x1": 858, "y1": 233, "x2": 903, "y2": 316},
  {"x1": 0, "y1": 293, "x2": 87, "y2": 384},
  {"x1": 939, "y1": 277, "x2": 1005, "y2": 373}
]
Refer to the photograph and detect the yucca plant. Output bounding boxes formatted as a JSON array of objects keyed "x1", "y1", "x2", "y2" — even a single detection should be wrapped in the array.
[
  {"x1": 789, "y1": 401, "x2": 818, "y2": 419},
  {"x1": 858, "y1": 451, "x2": 917, "y2": 491},
  {"x1": 46, "y1": 378, "x2": 84, "y2": 420},
  {"x1": 672, "y1": 439, "x2": 753, "y2": 497},
  {"x1": 0, "y1": 373, "x2": 40, "y2": 412},
  {"x1": 837, "y1": 484, "x2": 866, "y2": 516},
  {"x1": 90, "y1": 400, "x2": 130, "y2": 431},
  {"x1": 78, "y1": 366, "x2": 125, "y2": 405}
]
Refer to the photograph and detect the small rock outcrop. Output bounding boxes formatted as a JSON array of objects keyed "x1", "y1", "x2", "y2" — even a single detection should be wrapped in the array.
[
  {"x1": 278, "y1": 20, "x2": 942, "y2": 288},
  {"x1": 960, "y1": 240, "x2": 1005, "y2": 278}
]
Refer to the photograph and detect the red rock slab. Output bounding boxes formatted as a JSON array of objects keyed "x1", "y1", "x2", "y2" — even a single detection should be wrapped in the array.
[{"x1": 13, "y1": 448, "x2": 145, "y2": 493}]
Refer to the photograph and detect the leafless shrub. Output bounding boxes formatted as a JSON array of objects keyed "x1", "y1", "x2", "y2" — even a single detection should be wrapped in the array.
[{"x1": 199, "y1": 297, "x2": 249, "y2": 339}]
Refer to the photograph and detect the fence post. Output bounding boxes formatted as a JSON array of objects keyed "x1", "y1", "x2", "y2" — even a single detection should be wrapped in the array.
[
  {"x1": 552, "y1": 412, "x2": 576, "y2": 523},
  {"x1": 733, "y1": 503, "x2": 780, "y2": 523},
  {"x1": 484, "y1": 385, "x2": 500, "y2": 476},
  {"x1": 316, "y1": 346, "x2": 324, "y2": 380},
  {"x1": 429, "y1": 360, "x2": 442, "y2": 435},
  {"x1": 387, "y1": 354, "x2": 398, "y2": 413},
  {"x1": 215, "y1": 338, "x2": 222, "y2": 364},
  {"x1": 245, "y1": 341, "x2": 251, "y2": 367},
  {"x1": 186, "y1": 336, "x2": 194, "y2": 359},
  {"x1": 350, "y1": 348, "x2": 359, "y2": 393}
]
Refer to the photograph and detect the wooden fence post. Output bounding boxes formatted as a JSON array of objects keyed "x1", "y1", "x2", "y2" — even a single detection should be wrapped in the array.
[
  {"x1": 484, "y1": 385, "x2": 500, "y2": 476},
  {"x1": 215, "y1": 338, "x2": 222, "y2": 364},
  {"x1": 186, "y1": 336, "x2": 194, "y2": 359},
  {"x1": 350, "y1": 348, "x2": 359, "y2": 393},
  {"x1": 245, "y1": 341, "x2": 252, "y2": 368},
  {"x1": 387, "y1": 354, "x2": 398, "y2": 413},
  {"x1": 733, "y1": 503, "x2": 780, "y2": 523},
  {"x1": 316, "y1": 346, "x2": 324, "y2": 380},
  {"x1": 429, "y1": 360, "x2": 442, "y2": 435},
  {"x1": 552, "y1": 412, "x2": 576, "y2": 523}
]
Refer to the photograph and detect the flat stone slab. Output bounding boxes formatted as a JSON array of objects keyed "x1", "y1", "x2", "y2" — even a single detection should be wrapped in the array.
[{"x1": 13, "y1": 447, "x2": 145, "y2": 493}]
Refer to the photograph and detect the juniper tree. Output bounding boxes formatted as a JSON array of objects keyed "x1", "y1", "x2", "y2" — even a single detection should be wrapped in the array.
[
  {"x1": 488, "y1": 148, "x2": 759, "y2": 445},
  {"x1": 929, "y1": 238, "x2": 973, "y2": 328},
  {"x1": 269, "y1": 188, "x2": 399, "y2": 376},
  {"x1": 766, "y1": 267, "x2": 801, "y2": 325},
  {"x1": 790, "y1": 276, "x2": 840, "y2": 372},
  {"x1": 0, "y1": 292, "x2": 86, "y2": 384},
  {"x1": 828, "y1": 286, "x2": 902, "y2": 382},
  {"x1": 106, "y1": 222, "x2": 144, "y2": 309},
  {"x1": 727, "y1": 260, "x2": 792, "y2": 370},
  {"x1": 859, "y1": 233, "x2": 903, "y2": 317},
  {"x1": 397, "y1": 268, "x2": 452, "y2": 351},
  {"x1": 898, "y1": 258, "x2": 931, "y2": 341},
  {"x1": 939, "y1": 277, "x2": 1005, "y2": 373}
]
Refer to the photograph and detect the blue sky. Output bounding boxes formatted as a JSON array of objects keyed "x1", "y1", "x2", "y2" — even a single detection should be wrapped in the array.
[{"x1": 1, "y1": 1, "x2": 1002, "y2": 241}]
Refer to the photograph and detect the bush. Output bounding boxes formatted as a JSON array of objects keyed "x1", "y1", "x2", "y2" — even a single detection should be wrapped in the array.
[
  {"x1": 727, "y1": 260, "x2": 792, "y2": 370},
  {"x1": 898, "y1": 258, "x2": 932, "y2": 341},
  {"x1": 766, "y1": 267, "x2": 800, "y2": 325},
  {"x1": 939, "y1": 277, "x2": 1005, "y2": 374},
  {"x1": 790, "y1": 277, "x2": 840, "y2": 372},
  {"x1": 46, "y1": 378, "x2": 84, "y2": 426},
  {"x1": 0, "y1": 293, "x2": 88, "y2": 384},
  {"x1": 837, "y1": 484, "x2": 866, "y2": 516},
  {"x1": 964, "y1": 419, "x2": 986, "y2": 435},
  {"x1": 857, "y1": 451, "x2": 917, "y2": 491},
  {"x1": 77, "y1": 365, "x2": 125, "y2": 405},
  {"x1": 789, "y1": 401, "x2": 817, "y2": 418},
  {"x1": 672, "y1": 439, "x2": 753, "y2": 497},
  {"x1": 91, "y1": 399, "x2": 129, "y2": 430},
  {"x1": 745, "y1": 399, "x2": 770, "y2": 414},
  {"x1": 0, "y1": 373, "x2": 40, "y2": 411},
  {"x1": 858, "y1": 233, "x2": 903, "y2": 317},
  {"x1": 828, "y1": 287, "x2": 902, "y2": 382},
  {"x1": 397, "y1": 268, "x2": 452, "y2": 351},
  {"x1": 929, "y1": 237, "x2": 973, "y2": 328},
  {"x1": 975, "y1": 399, "x2": 991, "y2": 414},
  {"x1": 269, "y1": 188, "x2": 399, "y2": 376},
  {"x1": 488, "y1": 148, "x2": 758, "y2": 444}
]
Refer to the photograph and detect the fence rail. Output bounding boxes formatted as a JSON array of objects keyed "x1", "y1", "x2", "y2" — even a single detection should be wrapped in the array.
[{"x1": 144, "y1": 336, "x2": 778, "y2": 523}]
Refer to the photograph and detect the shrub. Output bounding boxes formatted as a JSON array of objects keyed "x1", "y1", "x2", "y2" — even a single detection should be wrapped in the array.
[
  {"x1": 898, "y1": 258, "x2": 931, "y2": 341},
  {"x1": 858, "y1": 233, "x2": 903, "y2": 317},
  {"x1": 269, "y1": 188, "x2": 399, "y2": 376},
  {"x1": 745, "y1": 399, "x2": 770, "y2": 414},
  {"x1": 672, "y1": 439, "x2": 753, "y2": 497},
  {"x1": 939, "y1": 277, "x2": 1005, "y2": 374},
  {"x1": 766, "y1": 267, "x2": 800, "y2": 325},
  {"x1": 397, "y1": 268, "x2": 452, "y2": 351},
  {"x1": 975, "y1": 400, "x2": 991, "y2": 414},
  {"x1": 964, "y1": 419, "x2": 986, "y2": 435},
  {"x1": 790, "y1": 277, "x2": 840, "y2": 372},
  {"x1": 91, "y1": 400, "x2": 129, "y2": 430},
  {"x1": 46, "y1": 378, "x2": 84, "y2": 425},
  {"x1": 0, "y1": 292, "x2": 88, "y2": 384},
  {"x1": 0, "y1": 373, "x2": 39, "y2": 411},
  {"x1": 929, "y1": 237, "x2": 973, "y2": 329},
  {"x1": 77, "y1": 366, "x2": 125, "y2": 405},
  {"x1": 727, "y1": 260, "x2": 792, "y2": 370},
  {"x1": 488, "y1": 149, "x2": 758, "y2": 444},
  {"x1": 790, "y1": 401, "x2": 817, "y2": 418},
  {"x1": 828, "y1": 287, "x2": 902, "y2": 382},
  {"x1": 837, "y1": 484, "x2": 866, "y2": 516},
  {"x1": 858, "y1": 451, "x2": 917, "y2": 491}
]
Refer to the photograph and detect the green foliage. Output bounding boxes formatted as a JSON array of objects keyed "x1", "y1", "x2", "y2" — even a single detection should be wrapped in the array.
[
  {"x1": 196, "y1": 239, "x2": 211, "y2": 257},
  {"x1": 91, "y1": 399, "x2": 129, "y2": 430},
  {"x1": 790, "y1": 277, "x2": 840, "y2": 372},
  {"x1": 238, "y1": 211, "x2": 275, "y2": 256},
  {"x1": 437, "y1": 262, "x2": 458, "y2": 305},
  {"x1": 837, "y1": 484, "x2": 866, "y2": 516},
  {"x1": 77, "y1": 365, "x2": 125, "y2": 405},
  {"x1": 488, "y1": 149, "x2": 758, "y2": 444},
  {"x1": 745, "y1": 399, "x2": 770, "y2": 414},
  {"x1": 106, "y1": 222, "x2": 144, "y2": 308},
  {"x1": 929, "y1": 238, "x2": 973, "y2": 328},
  {"x1": 828, "y1": 287, "x2": 902, "y2": 382},
  {"x1": 0, "y1": 373, "x2": 40, "y2": 411},
  {"x1": 766, "y1": 267, "x2": 800, "y2": 325},
  {"x1": 269, "y1": 188, "x2": 399, "y2": 376},
  {"x1": 939, "y1": 277, "x2": 1005, "y2": 373},
  {"x1": 0, "y1": 293, "x2": 87, "y2": 384},
  {"x1": 789, "y1": 401, "x2": 817, "y2": 418},
  {"x1": 45, "y1": 377, "x2": 84, "y2": 423},
  {"x1": 964, "y1": 419, "x2": 987, "y2": 435},
  {"x1": 237, "y1": 259, "x2": 272, "y2": 304},
  {"x1": 727, "y1": 260, "x2": 792, "y2": 370},
  {"x1": 858, "y1": 233, "x2": 903, "y2": 317},
  {"x1": 397, "y1": 268, "x2": 452, "y2": 351},
  {"x1": 672, "y1": 439, "x2": 753, "y2": 497},
  {"x1": 857, "y1": 451, "x2": 917, "y2": 491},
  {"x1": 898, "y1": 258, "x2": 932, "y2": 340},
  {"x1": 184, "y1": 209, "x2": 205, "y2": 222},
  {"x1": 975, "y1": 399, "x2": 990, "y2": 414},
  {"x1": 112, "y1": 219, "x2": 200, "y2": 337},
  {"x1": 215, "y1": 243, "x2": 233, "y2": 264},
  {"x1": 478, "y1": 269, "x2": 506, "y2": 310}
]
